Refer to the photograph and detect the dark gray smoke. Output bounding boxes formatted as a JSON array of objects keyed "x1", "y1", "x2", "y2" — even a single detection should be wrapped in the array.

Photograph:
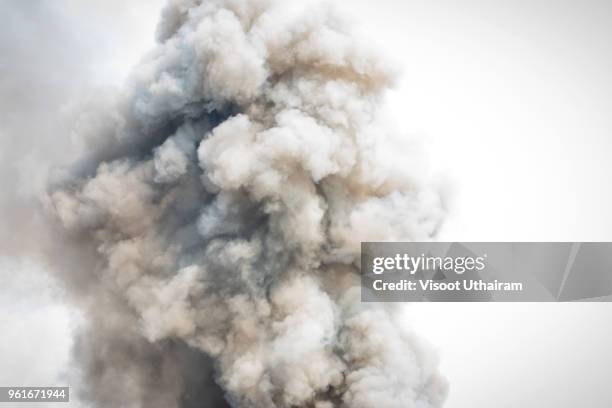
[{"x1": 46, "y1": 0, "x2": 448, "y2": 406}]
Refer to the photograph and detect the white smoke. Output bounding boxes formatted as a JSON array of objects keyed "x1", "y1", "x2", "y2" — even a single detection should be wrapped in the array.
[{"x1": 46, "y1": 0, "x2": 448, "y2": 406}]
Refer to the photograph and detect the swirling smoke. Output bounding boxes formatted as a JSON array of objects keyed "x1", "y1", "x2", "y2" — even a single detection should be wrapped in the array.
[{"x1": 47, "y1": 0, "x2": 448, "y2": 406}]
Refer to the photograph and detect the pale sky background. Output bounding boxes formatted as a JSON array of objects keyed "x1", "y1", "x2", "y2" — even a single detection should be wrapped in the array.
[{"x1": 1, "y1": 1, "x2": 612, "y2": 407}]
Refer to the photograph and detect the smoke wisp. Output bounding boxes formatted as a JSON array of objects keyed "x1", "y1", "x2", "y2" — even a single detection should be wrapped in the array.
[{"x1": 46, "y1": 0, "x2": 448, "y2": 406}]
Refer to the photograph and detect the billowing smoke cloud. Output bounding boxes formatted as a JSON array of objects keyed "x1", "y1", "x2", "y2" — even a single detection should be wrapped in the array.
[{"x1": 46, "y1": 0, "x2": 448, "y2": 406}]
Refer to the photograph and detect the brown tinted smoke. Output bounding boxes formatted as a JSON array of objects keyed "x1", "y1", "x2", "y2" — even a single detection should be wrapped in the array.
[{"x1": 47, "y1": 0, "x2": 448, "y2": 407}]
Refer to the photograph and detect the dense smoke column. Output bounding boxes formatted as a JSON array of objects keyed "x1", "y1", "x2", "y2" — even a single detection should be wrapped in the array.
[{"x1": 48, "y1": 0, "x2": 448, "y2": 407}]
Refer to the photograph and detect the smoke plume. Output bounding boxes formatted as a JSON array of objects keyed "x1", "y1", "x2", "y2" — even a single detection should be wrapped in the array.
[{"x1": 46, "y1": 0, "x2": 448, "y2": 406}]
